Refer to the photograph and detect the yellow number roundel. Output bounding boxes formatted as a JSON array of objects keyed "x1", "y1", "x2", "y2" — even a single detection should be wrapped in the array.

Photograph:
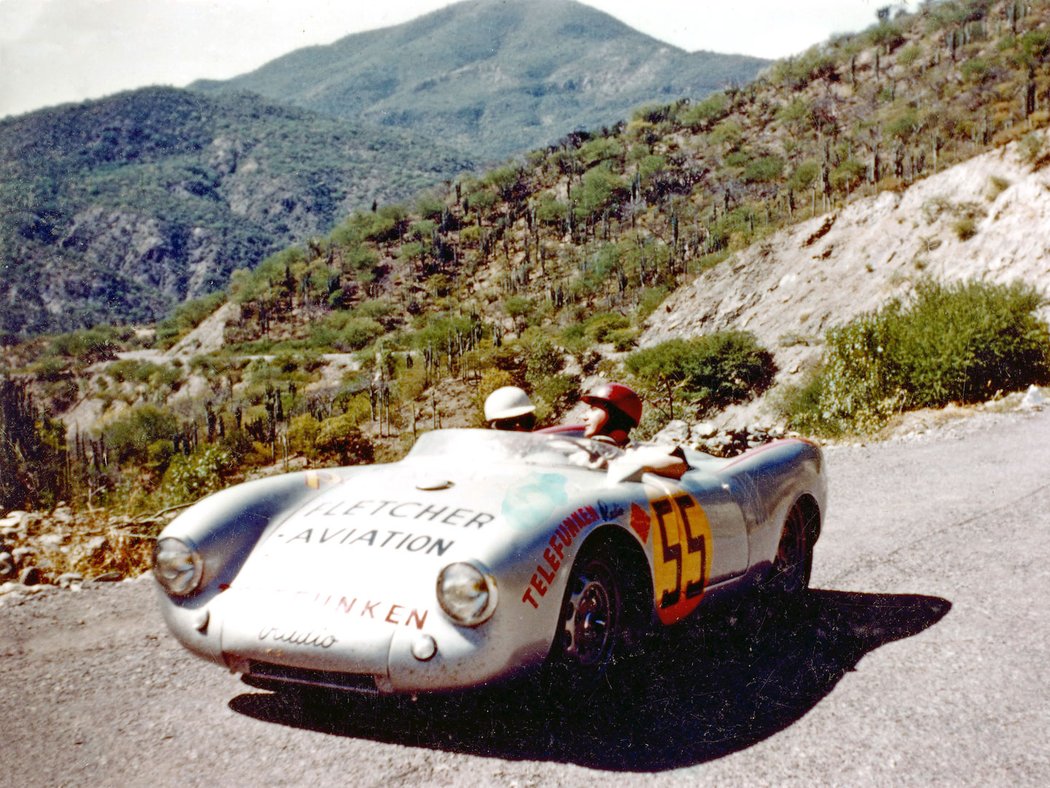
[{"x1": 648, "y1": 494, "x2": 713, "y2": 626}]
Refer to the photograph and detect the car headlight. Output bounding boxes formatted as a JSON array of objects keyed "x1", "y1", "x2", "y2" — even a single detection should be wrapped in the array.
[
  {"x1": 153, "y1": 537, "x2": 204, "y2": 596},
  {"x1": 436, "y1": 562, "x2": 498, "y2": 626}
]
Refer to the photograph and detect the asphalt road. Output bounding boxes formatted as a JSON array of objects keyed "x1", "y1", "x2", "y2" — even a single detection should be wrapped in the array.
[{"x1": 2, "y1": 406, "x2": 1048, "y2": 787}]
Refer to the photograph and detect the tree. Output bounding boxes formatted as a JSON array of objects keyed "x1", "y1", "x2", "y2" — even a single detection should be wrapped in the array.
[
  {"x1": 0, "y1": 376, "x2": 68, "y2": 509},
  {"x1": 574, "y1": 163, "x2": 628, "y2": 224}
]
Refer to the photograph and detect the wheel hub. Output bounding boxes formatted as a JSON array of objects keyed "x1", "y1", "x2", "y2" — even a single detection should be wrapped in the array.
[{"x1": 564, "y1": 575, "x2": 612, "y2": 666}]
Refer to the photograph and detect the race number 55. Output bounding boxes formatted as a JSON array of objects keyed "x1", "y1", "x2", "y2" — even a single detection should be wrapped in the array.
[{"x1": 651, "y1": 493, "x2": 713, "y2": 625}]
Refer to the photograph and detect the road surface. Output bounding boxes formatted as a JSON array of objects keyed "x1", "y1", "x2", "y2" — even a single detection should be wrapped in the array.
[{"x1": 1, "y1": 406, "x2": 1048, "y2": 786}]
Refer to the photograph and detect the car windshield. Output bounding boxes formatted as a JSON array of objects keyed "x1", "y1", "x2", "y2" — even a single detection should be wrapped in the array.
[{"x1": 406, "y1": 428, "x2": 624, "y2": 470}]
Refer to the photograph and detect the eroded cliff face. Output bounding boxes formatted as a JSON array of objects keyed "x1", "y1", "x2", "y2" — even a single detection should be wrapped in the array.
[{"x1": 641, "y1": 129, "x2": 1050, "y2": 428}]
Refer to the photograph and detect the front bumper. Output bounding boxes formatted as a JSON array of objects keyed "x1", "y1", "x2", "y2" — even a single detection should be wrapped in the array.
[{"x1": 157, "y1": 582, "x2": 550, "y2": 695}]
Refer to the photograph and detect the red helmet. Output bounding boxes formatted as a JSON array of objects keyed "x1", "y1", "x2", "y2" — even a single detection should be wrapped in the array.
[{"x1": 581, "y1": 382, "x2": 642, "y2": 428}]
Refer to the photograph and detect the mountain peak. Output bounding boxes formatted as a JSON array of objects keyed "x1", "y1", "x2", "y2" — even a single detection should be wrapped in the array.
[{"x1": 192, "y1": 0, "x2": 767, "y2": 161}]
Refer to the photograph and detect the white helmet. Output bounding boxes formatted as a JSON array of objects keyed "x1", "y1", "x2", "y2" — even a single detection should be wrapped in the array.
[{"x1": 484, "y1": 386, "x2": 535, "y2": 421}]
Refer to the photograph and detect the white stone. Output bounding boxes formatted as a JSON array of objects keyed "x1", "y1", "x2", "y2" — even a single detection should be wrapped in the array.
[{"x1": 1021, "y1": 385, "x2": 1046, "y2": 409}]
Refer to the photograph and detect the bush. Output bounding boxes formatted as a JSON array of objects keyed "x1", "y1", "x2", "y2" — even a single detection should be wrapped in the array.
[
  {"x1": 780, "y1": 279, "x2": 1050, "y2": 435},
  {"x1": 155, "y1": 291, "x2": 225, "y2": 348},
  {"x1": 574, "y1": 163, "x2": 628, "y2": 222},
  {"x1": 310, "y1": 313, "x2": 385, "y2": 352},
  {"x1": 103, "y1": 404, "x2": 180, "y2": 465},
  {"x1": 162, "y1": 444, "x2": 234, "y2": 504},
  {"x1": 624, "y1": 332, "x2": 777, "y2": 420},
  {"x1": 583, "y1": 313, "x2": 631, "y2": 343},
  {"x1": 534, "y1": 192, "x2": 568, "y2": 227},
  {"x1": 680, "y1": 92, "x2": 729, "y2": 131},
  {"x1": 315, "y1": 414, "x2": 375, "y2": 465},
  {"x1": 529, "y1": 372, "x2": 580, "y2": 424},
  {"x1": 46, "y1": 327, "x2": 124, "y2": 363},
  {"x1": 287, "y1": 413, "x2": 321, "y2": 457}
]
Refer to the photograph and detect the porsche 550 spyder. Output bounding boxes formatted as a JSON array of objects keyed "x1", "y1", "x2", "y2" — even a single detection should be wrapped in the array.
[{"x1": 153, "y1": 429, "x2": 826, "y2": 697}]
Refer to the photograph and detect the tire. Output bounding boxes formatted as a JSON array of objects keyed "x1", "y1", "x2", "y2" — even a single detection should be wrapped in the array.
[
  {"x1": 766, "y1": 500, "x2": 813, "y2": 599},
  {"x1": 544, "y1": 549, "x2": 628, "y2": 704}
]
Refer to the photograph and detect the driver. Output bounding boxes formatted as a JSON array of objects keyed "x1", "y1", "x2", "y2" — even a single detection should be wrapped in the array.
[
  {"x1": 581, "y1": 382, "x2": 643, "y2": 447},
  {"x1": 579, "y1": 382, "x2": 688, "y2": 479},
  {"x1": 484, "y1": 386, "x2": 537, "y2": 432}
]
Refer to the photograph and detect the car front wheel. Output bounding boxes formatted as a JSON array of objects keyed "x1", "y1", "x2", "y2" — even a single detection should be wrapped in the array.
[{"x1": 544, "y1": 549, "x2": 628, "y2": 703}]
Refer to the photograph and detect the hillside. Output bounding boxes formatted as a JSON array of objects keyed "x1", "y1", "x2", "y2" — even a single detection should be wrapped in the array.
[
  {"x1": 0, "y1": 88, "x2": 473, "y2": 337},
  {"x1": 643, "y1": 126, "x2": 1050, "y2": 429},
  {"x1": 3, "y1": 0, "x2": 1049, "y2": 517},
  {"x1": 191, "y1": 0, "x2": 769, "y2": 162}
]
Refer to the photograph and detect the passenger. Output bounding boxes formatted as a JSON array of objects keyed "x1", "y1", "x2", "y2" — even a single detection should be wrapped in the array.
[
  {"x1": 579, "y1": 382, "x2": 688, "y2": 479},
  {"x1": 483, "y1": 386, "x2": 537, "y2": 432}
]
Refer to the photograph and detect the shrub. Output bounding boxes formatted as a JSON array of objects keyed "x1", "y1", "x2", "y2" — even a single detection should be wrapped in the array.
[
  {"x1": 534, "y1": 192, "x2": 568, "y2": 227},
  {"x1": 161, "y1": 444, "x2": 235, "y2": 504},
  {"x1": 529, "y1": 372, "x2": 580, "y2": 424},
  {"x1": 521, "y1": 334, "x2": 578, "y2": 422},
  {"x1": 574, "y1": 163, "x2": 628, "y2": 222},
  {"x1": 315, "y1": 415, "x2": 375, "y2": 465},
  {"x1": 583, "y1": 313, "x2": 631, "y2": 343},
  {"x1": 310, "y1": 313, "x2": 385, "y2": 352},
  {"x1": 635, "y1": 286, "x2": 670, "y2": 322},
  {"x1": 287, "y1": 413, "x2": 321, "y2": 457},
  {"x1": 608, "y1": 328, "x2": 639, "y2": 352},
  {"x1": 155, "y1": 291, "x2": 225, "y2": 348},
  {"x1": 780, "y1": 279, "x2": 1050, "y2": 435},
  {"x1": 624, "y1": 332, "x2": 777, "y2": 421},
  {"x1": 680, "y1": 92, "x2": 729, "y2": 131},
  {"x1": 46, "y1": 327, "x2": 123, "y2": 363},
  {"x1": 103, "y1": 404, "x2": 180, "y2": 465},
  {"x1": 953, "y1": 217, "x2": 978, "y2": 240},
  {"x1": 744, "y1": 155, "x2": 786, "y2": 183}
]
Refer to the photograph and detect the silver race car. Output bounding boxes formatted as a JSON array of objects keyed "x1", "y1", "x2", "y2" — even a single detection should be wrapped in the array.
[{"x1": 153, "y1": 429, "x2": 826, "y2": 697}]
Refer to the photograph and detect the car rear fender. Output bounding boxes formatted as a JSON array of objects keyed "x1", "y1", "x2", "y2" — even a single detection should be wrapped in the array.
[{"x1": 722, "y1": 440, "x2": 826, "y2": 569}]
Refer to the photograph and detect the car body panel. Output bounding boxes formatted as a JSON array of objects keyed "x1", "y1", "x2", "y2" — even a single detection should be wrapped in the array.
[{"x1": 154, "y1": 429, "x2": 826, "y2": 694}]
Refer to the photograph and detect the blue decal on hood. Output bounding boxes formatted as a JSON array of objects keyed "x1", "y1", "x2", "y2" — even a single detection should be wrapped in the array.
[{"x1": 502, "y1": 473, "x2": 569, "y2": 530}]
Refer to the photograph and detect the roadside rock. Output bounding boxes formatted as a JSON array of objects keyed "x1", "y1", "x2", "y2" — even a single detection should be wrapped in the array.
[
  {"x1": 19, "y1": 566, "x2": 43, "y2": 586},
  {"x1": 1022, "y1": 384, "x2": 1047, "y2": 410},
  {"x1": 56, "y1": 572, "x2": 84, "y2": 589},
  {"x1": 0, "y1": 510, "x2": 29, "y2": 538},
  {"x1": 0, "y1": 552, "x2": 14, "y2": 581},
  {"x1": 0, "y1": 506, "x2": 166, "y2": 593}
]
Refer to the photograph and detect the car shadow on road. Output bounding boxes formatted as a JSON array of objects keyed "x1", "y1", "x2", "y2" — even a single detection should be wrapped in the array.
[{"x1": 229, "y1": 588, "x2": 950, "y2": 771}]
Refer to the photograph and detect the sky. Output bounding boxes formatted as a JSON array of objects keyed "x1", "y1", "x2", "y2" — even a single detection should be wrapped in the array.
[{"x1": 0, "y1": 0, "x2": 915, "y2": 119}]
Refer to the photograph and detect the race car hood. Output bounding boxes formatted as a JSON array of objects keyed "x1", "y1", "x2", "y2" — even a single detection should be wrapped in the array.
[
  {"x1": 215, "y1": 455, "x2": 602, "y2": 675},
  {"x1": 234, "y1": 455, "x2": 579, "y2": 576}
]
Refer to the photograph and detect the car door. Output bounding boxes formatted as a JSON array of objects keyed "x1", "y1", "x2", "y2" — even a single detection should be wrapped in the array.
[{"x1": 642, "y1": 470, "x2": 749, "y2": 626}]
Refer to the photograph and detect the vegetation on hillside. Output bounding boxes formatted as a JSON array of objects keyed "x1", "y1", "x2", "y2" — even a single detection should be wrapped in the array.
[
  {"x1": 778, "y1": 280, "x2": 1050, "y2": 435},
  {"x1": 0, "y1": 88, "x2": 474, "y2": 337},
  {"x1": 3, "y1": 0, "x2": 1050, "y2": 518}
]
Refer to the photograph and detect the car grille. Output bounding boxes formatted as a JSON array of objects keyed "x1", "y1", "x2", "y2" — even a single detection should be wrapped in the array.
[{"x1": 246, "y1": 660, "x2": 380, "y2": 695}]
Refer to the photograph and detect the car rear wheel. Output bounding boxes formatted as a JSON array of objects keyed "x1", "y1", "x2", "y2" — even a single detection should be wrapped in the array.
[{"x1": 767, "y1": 500, "x2": 812, "y2": 598}]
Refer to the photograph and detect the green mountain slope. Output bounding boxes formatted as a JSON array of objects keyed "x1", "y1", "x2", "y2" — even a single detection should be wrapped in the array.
[
  {"x1": 0, "y1": 87, "x2": 474, "y2": 336},
  {"x1": 191, "y1": 0, "x2": 769, "y2": 162},
  {"x1": 5, "y1": 0, "x2": 1050, "y2": 516}
]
